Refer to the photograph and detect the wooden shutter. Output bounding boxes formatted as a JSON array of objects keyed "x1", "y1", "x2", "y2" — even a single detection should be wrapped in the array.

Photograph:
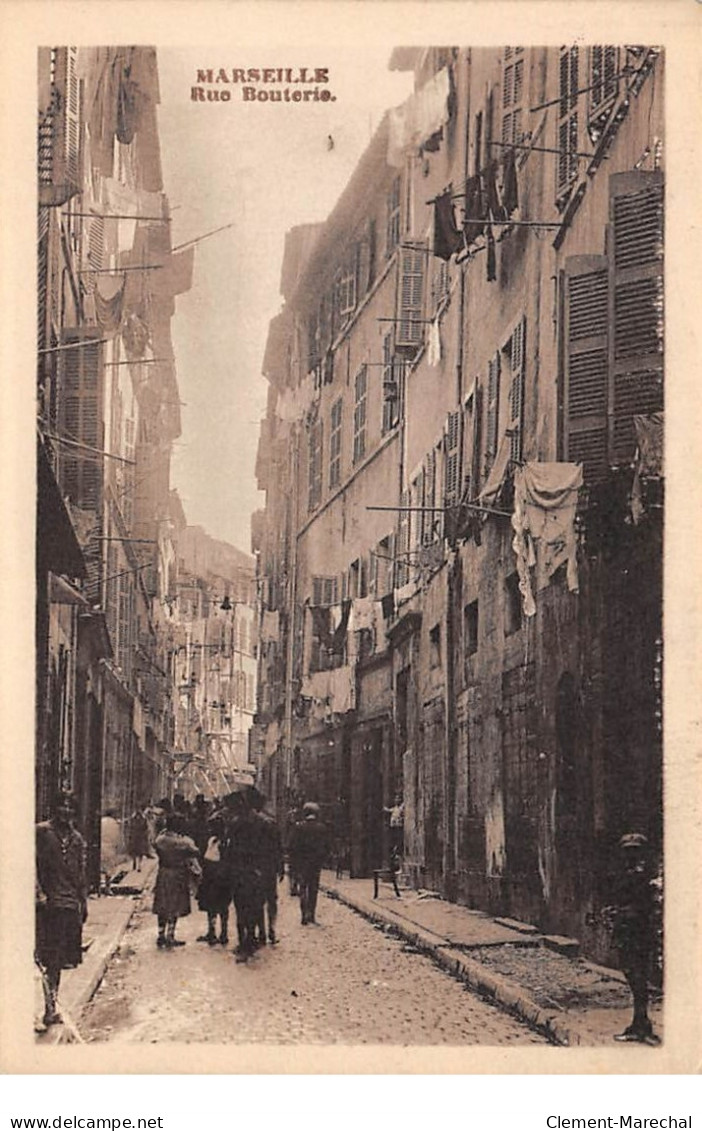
[
  {"x1": 609, "y1": 171, "x2": 664, "y2": 465},
  {"x1": 396, "y1": 246, "x2": 425, "y2": 349},
  {"x1": 486, "y1": 352, "x2": 501, "y2": 467},
  {"x1": 58, "y1": 331, "x2": 103, "y2": 509},
  {"x1": 444, "y1": 410, "x2": 462, "y2": 508},
  {"x1": 424, "y1": 449, "x2": 437, "y2": 543},
  {"x1": 53, "y1": 47, "x2": 81, "y2": 189},
  {"x1": 471, "y1": 383, "x2": 483, "y2": 496},
  {"x1": 396, "y1": 489, "x2": 410, "y2": 587},
  {"x1": 563, "y1": 255, "x2": 609, "y2": 483},
  {"x1": 508, "y1": 318, "x2": 526, "y2": 462}
]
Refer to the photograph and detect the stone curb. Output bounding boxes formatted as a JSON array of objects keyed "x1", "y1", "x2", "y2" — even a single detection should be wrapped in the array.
[
  {"x1": 321, "y1": 882, "x2": 577, "y2": 1047},
  {"x1": 50, "y1": 869, "x2": 155, "y2": 1045}
]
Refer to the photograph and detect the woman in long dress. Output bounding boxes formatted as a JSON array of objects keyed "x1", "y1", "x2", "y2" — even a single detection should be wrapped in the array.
[{"x1": 152, "y1": 813, "x2": 200, "y2": 948}]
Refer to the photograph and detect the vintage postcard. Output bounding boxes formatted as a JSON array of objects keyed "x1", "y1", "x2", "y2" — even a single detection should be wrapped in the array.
[{"x1": 0, "y1": 0, "x2": 700, "y2": 1078}]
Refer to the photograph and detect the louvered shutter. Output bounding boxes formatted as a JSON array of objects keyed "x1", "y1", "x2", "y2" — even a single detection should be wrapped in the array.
[
  {"x1": 563, "y1": 255, "x2": 609, "y2": 483},
  {"x1": 444, "y1": 410, "x2": 462, "y2": 508},
  {"x1": 414, "y1": 469, "x2": 425, "y2": 549},
  {"x1": 609, "y1": 171, "x2": 664, "y2": 465},
  {"x1": 396, "y1": 490, "x2": 410, "y2": 587},
  {"x1": 52, "y1": 47, "x2": 82, "y2": 191},
  {"x1": 508, "y1": 318, "x2": 526, "y2": 462},
  {"x1": 396, "y1": 246, "x2": 425, "y2": 349},
  {"x1": 424, "y1": 449, "x2": 437, "y2": 543},
  {"x1": 486, "y1": 352, "x2": 501, "y2": 467},
  {"x1": 471, "y1": 383, "x2": 484, "y2": 495},
  {"x1": 58, "y1": 331, "x2": 103, "y2": 509}
]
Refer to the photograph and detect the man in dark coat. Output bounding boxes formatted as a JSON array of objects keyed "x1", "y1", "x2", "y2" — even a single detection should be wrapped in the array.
[
  {"x1": 289, "y1": 801, "x2": 329, "y2": 926},
  {"x1": 611, "y1": 832, "x2": 661, "y2": 1045},
  {"x1": 249, "y1": 789, "x2": 284, "y2": 945},
  {"x1": 223, "y1": 792, "x2": 264, "y2": 962},
  {"x1": 35, "y1": 791, "x2": 88, "y2": 1028}
]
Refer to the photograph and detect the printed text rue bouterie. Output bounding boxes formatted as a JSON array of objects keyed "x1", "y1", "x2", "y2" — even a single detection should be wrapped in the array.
[{"x1": 191, "y1": 68, "x2": 336, "y2": 103}]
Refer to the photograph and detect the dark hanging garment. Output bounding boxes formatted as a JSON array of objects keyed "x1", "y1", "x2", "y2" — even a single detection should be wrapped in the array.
[
  {"x1": 422, "y1": 128, "x2": 443, "y2": 153},
  {"x1": 116, "y1": 55, "x2": 147, "y2": 144},
  {"x1": 485, "y1": 160, "x2": 505, "y2": 222},
  {"x1": 462, "y1": 175, "x2": 487, "y2": 244},
  {"x1": 380, "y1": 592, "x2": 395, "y2": 620},
  {"x1": 310, "y1": 605, "x2": 333, "y2": 649},
  {"x1": 94, "y1": 273, "x2": 127, "y2": 333},
  {"x1": 501, "y1": 149, "x2": 519, "y2": 216},
  {"x1": 323, "y1": 349, "x2": 334, "y2": 385},
  {"x1": 330, "y1": 600, "x2": 351, "y2": 654},
  {"x1": 433, "y1": 190, "x2": 463, "y2": 260},
  {"x1": 486, "y1": 224, "x2": 497, "y2": 282}
]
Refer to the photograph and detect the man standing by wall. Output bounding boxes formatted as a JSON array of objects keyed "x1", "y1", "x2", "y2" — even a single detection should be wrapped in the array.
[{"x1": 35, "y1": 791, "x2": 88, "y2": 1029}]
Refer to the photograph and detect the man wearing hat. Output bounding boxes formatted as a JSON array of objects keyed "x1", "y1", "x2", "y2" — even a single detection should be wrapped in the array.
[
  {"x1": 610, "y1": 832, "x2": 661, "y2": 1045},
  {"x1": 289, "y1": 801, "x2": 329, "y2": 925},
  {"x1": 35, "y1": 791, "x2": 88, "y2": 1029}
]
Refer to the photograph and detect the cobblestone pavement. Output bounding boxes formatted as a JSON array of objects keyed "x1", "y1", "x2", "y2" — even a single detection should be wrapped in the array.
[{"x1": 80, "y1": 887, "x2": 548, "y2": 1045}]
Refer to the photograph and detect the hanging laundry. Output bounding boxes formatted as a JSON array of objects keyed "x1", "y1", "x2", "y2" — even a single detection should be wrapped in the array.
[
  {"x1": 328, "y1": 665, "x2": 355, "y2": 714},
  {"x1": 433, "y1": 189, "x2": 463, "y2": 260},
  {"x1": 419, "y1": 541, "x2": 445, "y2": 573},
  {"x1": 511, "y1": 462, "x2": 583, "y2": 614},
  {"x1": 633, "y1": 412, "x2": 664, "y2": 477},
  {"x1": 372, "y1": 602, "x2": 388, "y2": 650},
  {"x1": 94, "y1": 273, "x2": 127, "y2": 333},
  {"x1": 309, "y1": 605, "x2": 333, "y2": 649},
  {"x1": 331, "y1": 600, "x2": 351, "y2": 654},
  {"x1": 121, "y1": 311, "x2": 150, "y2": 358},
  {"x1": 387, "y1": 68, "x2": 451, "y2": 166},
  {"x1": 427, "y1": 317, "x2": 442, "y2": 367},
  {"x1": 462, "y1": 174, "x2": 487, "y2": 245},
  {"x1": 116, "y1": 50, "x2": 148, "y2": 144},
  {"x1": 501, "y1": 148, "x2": 519, "y2": 216},
  {"x1": 323, "y1": 349, "x2": 334, "y2": 385},
  {"x1": 511, "y1": 476, "x2": 537, "y2": 618},
  {"x1": 351, "y1": 595, "x2": 374, "y2": 632},
  {"x1": 394, "y1": 578, "x2": 419, "y2": 606},
  {"x1": 485, "y1": 160, "x2": 505, "y2": 222},
  {"x1": 380, "y1": 592, "x2": 395, "y2": 621},
  {"x1": 478, "y1": 434, "x2": 512, "y2": 505}
]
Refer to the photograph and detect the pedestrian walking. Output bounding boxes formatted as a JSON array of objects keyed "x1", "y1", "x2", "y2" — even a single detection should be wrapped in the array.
[
  {"x1": 223, "y1": 792, "x2": 264, "y2": 962},
  {"x1": 152, "y1": 813, "x2": 200, "y2": 948},
  {"x1": 35, "y1": 791, "x2": 88, "y2": 1029},
  {"x1": 289, "y1": 801, "x2": 329, "y2": 926},
  {"x1": 249, "y1": 789, "x2": 284, "y2": 946},
  {"x1": 196, "y1": 814, "x2": 231, "y2": 946},
  {"x1": 126, "y1": 805, "x2": 150, "y2": 872},
  {"x1": 285, "y1": 803, "x2": 302, "y2": 896},
  {"x1": 609, "y1": 832, "x2": 662, "y2": 1045}
]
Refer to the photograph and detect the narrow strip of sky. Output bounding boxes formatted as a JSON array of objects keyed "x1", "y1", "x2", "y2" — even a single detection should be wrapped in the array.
[{"x1": 157, "y1": 48, "x2": 413, "y2": 551}]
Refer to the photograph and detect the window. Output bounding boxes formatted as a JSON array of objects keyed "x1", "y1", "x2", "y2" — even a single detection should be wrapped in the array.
[
  {"x1": 502, "y1": 46, "x2": 525, "y2": 148},
  {"x1": 333, "y1": 248, "x2": 358, "y2": 328},
  {"x1": 396, "y1": 245, "x2": 426, "y2": 351},
  {"x1": 367, "y1": 218, "x2": 377, "y2": 289},
  {"x1": 429, "y1": 623, "x2": 442, "y2": 668},
  {"x1": 444, "y1": 410, "x2": 461, "y2": 509},
  {"x1": 353, "y1": 365, "x2": 368, "y2": 464},
  {"x1": 464, "y1": 600, "x2": 479, "y2": 658},
  {"x1": 58, "y1": 330, "x2": 103, "y2": 510},
  {"x1": 589, "y1": 46, "x2": 619, "y2": 133},
  {"x1": 396, "y1": 488, "x2": 410, "y2": 587},
  {"x1": 329, "y1": 397, "x2": 343, "y2": 489},
  {"x1": 557, "y1": 46, "x2": 580, "y2": 200},
  {"x1": 307, "y1": 418, "x2": 323, "y2": 511},
  {"x1": 382, "y1": 333, "x2": 400, "y2": 434},
  {"x1": 311, "y1": 576, "x2": 338, "y2": 606},
  {"x1": 485, "y1": 353, "x2": 501, "y2": 474},
  {"x1": 424, "y1": 449, "x2": 439, "y2": 544},
  {"x1": 386, "y1": 175, "x2": 401, "y2": 257},
  {"x1": 410, "y1": 469, "x2": 425, "y2": 553},
  {"x1": 370, "y1": 535, "x2": 393, "y2": 597},
  {"x1": 505, "y1": 318, "x2": 526, "y2": 462},
  {"x1": 561, "y1": 171, "x2": 663, "y2": 483},
  {"x1": 430, "y1": 256, "x2": 450, "y2": 314},
  {"x1": 504, "y1": 572, "x2": 522, "y2": 636}
]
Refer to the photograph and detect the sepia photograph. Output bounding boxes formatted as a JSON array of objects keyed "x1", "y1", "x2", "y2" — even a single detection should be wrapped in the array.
[{"x1": 1, "y1": 0, "x2": 700, "y2": 1082}]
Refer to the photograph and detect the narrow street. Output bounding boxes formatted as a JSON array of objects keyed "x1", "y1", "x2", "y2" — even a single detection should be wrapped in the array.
[{"x1": 81, "y1": 888, "x2": 547, "y2": 1046}]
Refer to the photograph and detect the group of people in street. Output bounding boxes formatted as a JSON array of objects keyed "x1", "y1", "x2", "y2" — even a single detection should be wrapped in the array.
[
  {"x1": 35, "y1": 788, "x2": 659, "y2": 1043},
  {"x1": 150, "y1": 789, "x2": 330, "y2": 961}
]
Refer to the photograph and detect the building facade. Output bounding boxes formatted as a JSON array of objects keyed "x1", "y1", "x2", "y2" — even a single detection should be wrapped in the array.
[
  {"x1": 252, "y1": 45, "x2": 664, "y2": 964},
  {"x1": 36, "y1": 46, "x2": 193, "y2": 883}
]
